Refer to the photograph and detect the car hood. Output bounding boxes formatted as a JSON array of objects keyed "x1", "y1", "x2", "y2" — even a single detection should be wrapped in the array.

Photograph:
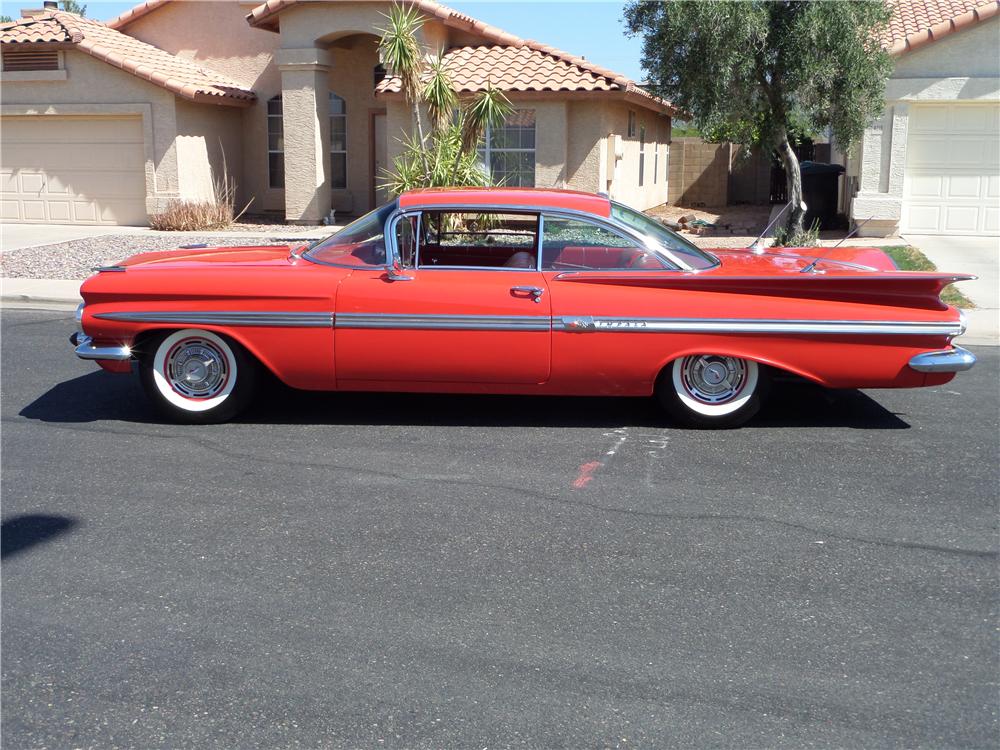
[{"x1": 116, "y1": 244, "x2": 306, "y2": 270}]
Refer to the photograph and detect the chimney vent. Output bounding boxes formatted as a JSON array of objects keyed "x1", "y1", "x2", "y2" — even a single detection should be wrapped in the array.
[{"x1": 43, "y1": 1, "x2": 58, "y2": 7}]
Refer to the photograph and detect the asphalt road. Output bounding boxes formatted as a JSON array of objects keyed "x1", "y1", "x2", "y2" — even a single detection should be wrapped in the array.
[{"x1": 2, "y1": 308, "x2": 997, "y2": 749}]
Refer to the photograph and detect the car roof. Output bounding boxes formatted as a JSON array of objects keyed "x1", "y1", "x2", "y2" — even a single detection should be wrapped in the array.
[{"x1": 398, "y1": 187, "x2": 612, "y2": 217}]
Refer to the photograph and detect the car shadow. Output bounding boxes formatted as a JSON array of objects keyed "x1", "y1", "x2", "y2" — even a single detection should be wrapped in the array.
[
  {"x1": 1, "y1": 514, "x2": 79, "y2": 559},
  {"x1": 20, "y1": 371, "x2": 910, "y2": 430}
]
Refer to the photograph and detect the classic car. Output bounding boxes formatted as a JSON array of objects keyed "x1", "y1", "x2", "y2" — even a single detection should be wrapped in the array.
[{"x1": 70, "y1": 187, "x2": 976, "y2": 427}]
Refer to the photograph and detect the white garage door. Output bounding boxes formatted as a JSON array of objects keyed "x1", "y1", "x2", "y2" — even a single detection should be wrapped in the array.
[
  {"x1": 902, "y1": 103, "x2": 1000, "y2": 236},
  {"x1": 1, "y1": 115, "x2": 147, "y2": 225}
]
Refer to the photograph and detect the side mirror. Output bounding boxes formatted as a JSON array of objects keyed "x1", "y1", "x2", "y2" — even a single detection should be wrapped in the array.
[{"x1": 386, "y1": 255, "x2": 413, "y2": 281}]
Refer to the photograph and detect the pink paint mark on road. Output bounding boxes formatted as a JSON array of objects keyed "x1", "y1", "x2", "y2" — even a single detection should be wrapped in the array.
[{"x1": 572, "y1": 461, "x2": 602, "y2": 489}]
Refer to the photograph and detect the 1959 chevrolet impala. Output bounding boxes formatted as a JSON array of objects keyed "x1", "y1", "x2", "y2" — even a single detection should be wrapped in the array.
[{"x1": 71, "y1": 188, "x2": 976, "y2": 427}]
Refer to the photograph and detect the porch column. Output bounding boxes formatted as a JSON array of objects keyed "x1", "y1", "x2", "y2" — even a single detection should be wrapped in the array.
[
  {"x1": 278, "y1": 48, "x2": 333, "y2": 224},
  {"x1": 852, "y1": 104, "x2": 908, "y2": 237}
]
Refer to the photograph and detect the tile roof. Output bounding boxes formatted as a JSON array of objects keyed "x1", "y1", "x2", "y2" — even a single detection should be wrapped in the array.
[
  {"x1": 377, "y1": 45, "x2": 620, "y2": 95},
  {"x1": 884, "y1": 0, "x2": 999, "y2": 54},
  {"x1": 0, "y1": 11, "x2": 256, "y2": 105},
  {"x1": 247, "y1": 0, "x2": 674, "y2": 113},
  {"x1": 105, "y1": 0, "x2": 172, "y2": 30}
]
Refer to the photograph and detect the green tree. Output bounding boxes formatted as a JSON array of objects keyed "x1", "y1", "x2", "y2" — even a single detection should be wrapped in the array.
[
  {"x1": 0, "y1": 15, "x2": 14, "y2": 22},
  {"x1": 625, "y1": 0, "x2": 892, "y2": 235},
  {"x1": 59, "y1": 0, "x2": 86, "y2": 15},
  {"x1": 377, "y1": 3, "x2": 513, "y2": 194}
]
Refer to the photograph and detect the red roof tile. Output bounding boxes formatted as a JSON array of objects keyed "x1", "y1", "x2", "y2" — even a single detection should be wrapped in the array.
[
  {"x1": 0, "y1": 11, "x2": 255, "y2": 105},
  {"x1": 885, "y1": 0, "x2": 999, "y2": 54},
  {"x1": 105, "y1": 0, "x2": 172, "y2": 30},
  {"x1": 376, "y1": 45, "x2": 621, "y2": 95},
  {"x1": 247, "y1": 0, "x2": 674, "y2": 113}
]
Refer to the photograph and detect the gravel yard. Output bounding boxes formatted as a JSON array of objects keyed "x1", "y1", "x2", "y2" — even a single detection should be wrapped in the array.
[{"x1": 0, "y1": 234, "x2": 322, "y2": 280}]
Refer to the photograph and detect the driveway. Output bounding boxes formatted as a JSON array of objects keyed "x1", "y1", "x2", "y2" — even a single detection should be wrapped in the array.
[
  {"x1": 2, "y1": 308, "x2": 997, "y2": 749},
  {"x1": 903, "y1": 234, "x2": 1000, "y2": 344},
  {"x1": 0, "y1": 223, "x2": 153, "y2": 253}
]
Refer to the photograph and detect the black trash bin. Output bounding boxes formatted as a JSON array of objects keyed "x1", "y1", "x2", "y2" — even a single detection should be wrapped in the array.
[{"x1": 800, "y1": 160, "x2": 845, "y2": 230}]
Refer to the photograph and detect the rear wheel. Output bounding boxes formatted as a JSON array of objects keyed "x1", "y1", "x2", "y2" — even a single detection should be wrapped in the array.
[
  {"x1": 656, "y1": 354, "x2": 768, "y2": 428},
  {"x1": 139, "y1": 329, "x2": 256, "y2": 424}
]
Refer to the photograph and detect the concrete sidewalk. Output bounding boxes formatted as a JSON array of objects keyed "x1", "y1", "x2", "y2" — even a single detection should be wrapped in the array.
[{"x1": 1, "y1": 223, "x2": 333, "y2": 253}]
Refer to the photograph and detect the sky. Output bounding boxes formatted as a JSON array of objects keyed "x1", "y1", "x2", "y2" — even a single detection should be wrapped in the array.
[{"x1": 0, "y1": 0, "x2": 647, "y2": 82}]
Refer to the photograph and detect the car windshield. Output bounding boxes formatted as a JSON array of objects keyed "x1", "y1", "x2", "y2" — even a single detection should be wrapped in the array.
[
  {"x1": 610, "y1": 201, "x2": 718, "y2": 270},
  {"x1": 304, "y1": 202, "x2": 395, "y2": 267}
]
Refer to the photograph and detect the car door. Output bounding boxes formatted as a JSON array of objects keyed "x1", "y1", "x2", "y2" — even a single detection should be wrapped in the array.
[
  {"x1": 334, "y1": 209, "x2": 552, "y2": 385},
  {"x1": 539, "y1": 212, "x2": 683, "y2": 393}
]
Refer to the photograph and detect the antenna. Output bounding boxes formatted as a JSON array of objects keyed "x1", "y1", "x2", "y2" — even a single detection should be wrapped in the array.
[
  {"x1": 748, "y1": 199, "x2": 793, "y2": 254},
  {"x1": 801, "y1": 216, "x2": 874, "y2": 273}
]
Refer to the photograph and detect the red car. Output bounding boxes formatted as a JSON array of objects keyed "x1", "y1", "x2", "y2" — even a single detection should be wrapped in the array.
[{"x1": 71, "y1": 188, "x2": 975, "y2": 427}]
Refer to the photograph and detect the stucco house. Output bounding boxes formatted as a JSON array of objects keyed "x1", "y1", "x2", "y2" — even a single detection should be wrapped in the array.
[
  {"x1": 846, "y1": 0, "x2": 1000, "y2": 237},
  {"x1": 0, "y1": 0, "x2": 675, "y2": 226}
]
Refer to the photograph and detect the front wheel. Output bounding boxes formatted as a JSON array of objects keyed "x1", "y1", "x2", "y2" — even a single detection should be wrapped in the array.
[
  {"x1": 139, "y1": 329, "x2": 256, "y2": 424},
  {"x1": 656, "y1": 354, "x2": 768, "y2": 429}
]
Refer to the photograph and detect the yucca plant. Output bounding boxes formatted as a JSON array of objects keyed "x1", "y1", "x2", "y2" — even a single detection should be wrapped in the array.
[{"x1": 378, "y1": 3, "x2": 514, "y2": 195}]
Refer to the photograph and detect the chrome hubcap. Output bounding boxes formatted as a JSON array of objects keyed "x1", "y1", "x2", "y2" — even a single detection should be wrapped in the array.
[
  {"x1": 166, "y1": 339, "x2": 227, "y2": 398},
  {"x1": 680, "y1": 355, "x2": 748, "y2": 404}
]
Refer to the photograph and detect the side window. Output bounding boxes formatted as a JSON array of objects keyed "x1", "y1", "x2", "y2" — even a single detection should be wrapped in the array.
[
  {"x1": 417, "y1": 211, "x2": 539, "y2": 269},
  {"x1": 395, "y1": 214, "x2": 417, "y2": 267},
  {"x1": 541, "y1": 215, "x2": 666, "y2": 270}
]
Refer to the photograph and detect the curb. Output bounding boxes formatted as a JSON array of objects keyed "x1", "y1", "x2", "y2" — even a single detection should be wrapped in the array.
[{"x1": 2, "y1": 277, "x2": 81, "y2": 310}]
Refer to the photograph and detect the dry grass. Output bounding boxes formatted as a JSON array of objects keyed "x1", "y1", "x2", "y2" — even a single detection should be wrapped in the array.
[{"x1": 149, "y1": 150, "x2": 252, "y2": 231}]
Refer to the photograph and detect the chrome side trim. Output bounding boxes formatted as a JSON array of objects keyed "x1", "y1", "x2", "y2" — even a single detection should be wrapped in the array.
[
  {"x1": 94, "y1": 311, "x2": 334, "y2": 328},
  {"x1": 335, "y1": 313, "x2": 551, "y2": 331},
  {"x1": 909, "y1": 346, "x2": 976, "y2": 372},
  {"x1": 75, "y1": 302, "x2": 85, "y2": 324},
  {"x1": 555, "y1": 316, "x2": 964, "y2": 336},
  {"x1": 73, "y1": 334, "x2": 132, "y2": 361},
  {"x1": 92, "y1": 265, "x2": 127, "y2": 273}
]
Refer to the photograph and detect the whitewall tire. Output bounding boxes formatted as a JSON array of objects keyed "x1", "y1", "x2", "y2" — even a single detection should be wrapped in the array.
[
  {"x1": 657, "y1": 354, "x2": 768, "y2": 428},
  {"x1": 139, "y1": 329, "x2": 256, "y2": 423}
]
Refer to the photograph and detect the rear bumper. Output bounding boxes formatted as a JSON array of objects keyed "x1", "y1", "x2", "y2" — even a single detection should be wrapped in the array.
[
  {"x1": 70, "y1": 332, "x2": 132, "y2": 361},
  {"x1": 909, "y1": 346, "x2": 976, "y2": 373}
]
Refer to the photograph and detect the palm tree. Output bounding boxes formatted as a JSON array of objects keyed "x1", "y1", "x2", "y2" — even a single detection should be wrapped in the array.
[
  {"x1": 378, "y1": 3, "x2": 514, "y2": 193},
  {"x1": 377, "y1": 4, "x2": 428, "y2": 166}
]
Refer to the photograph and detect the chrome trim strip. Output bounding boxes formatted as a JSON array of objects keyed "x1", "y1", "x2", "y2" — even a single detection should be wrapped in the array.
[
  {"x1": 91, "y1": 310, "x2": 962, "y2": 337},
  {"x1": 554, "y1": 316, "x2": 963, "y2": 336},
  {"x1": 335, "y1": 313, "x2": 551, "y2": 331},
  {"x1": 73, "y1": 334, "x2": 132, "y2": 361},
  {"x1": 75, "y1": 302, "x2": 85, "y2": 324},
  {"x1": 94, "y1": 311, "x2": 334, "y2": 328},
  {"x1": 909, "y1": 346, "x2": 976, "y2": 373}
]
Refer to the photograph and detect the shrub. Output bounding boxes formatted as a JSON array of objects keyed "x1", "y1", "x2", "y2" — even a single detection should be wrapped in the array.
[
  {"x1": 149, "y1": 157, "x2": 251, "y2": 231},
  {"x1": 772, "y1": 219, "x2": 821, "y2": 248}
]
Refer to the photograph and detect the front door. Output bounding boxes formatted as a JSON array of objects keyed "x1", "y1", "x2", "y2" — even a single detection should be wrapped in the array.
[{"x1": 335, "y1": 209, "x2": 551, "y2": 385}]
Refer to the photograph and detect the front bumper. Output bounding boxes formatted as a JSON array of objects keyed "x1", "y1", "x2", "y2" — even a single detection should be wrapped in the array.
[
  {"x1": 909, "y1": 346, "x2": 977, "y2": 373},
  {"x1": 70, "y1": 332, "x2": 132, "y2": 361}
]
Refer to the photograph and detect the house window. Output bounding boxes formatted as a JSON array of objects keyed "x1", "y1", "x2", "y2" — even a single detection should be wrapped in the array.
[
  {"x1": 267, "y1": 95, "x2": 284, "y2": 189},
  {"x1": 373, "y1": 63, "x2": 386, "y2": 88},
  {"x1": 627, "y1": 110, "x2": 637, "y2": 138},
  {"x1": 639, "y1": 125, "x2": 646, "y2": 187},
  {"x1": 330, "y1": 92, "x2": 347, "y2": 190},
  {"x1": 2, "y1": 49, "x2": 60, "y2": 72},
  {"x1": 479, "y1": 110, "x2": 535, "y2": 188}
]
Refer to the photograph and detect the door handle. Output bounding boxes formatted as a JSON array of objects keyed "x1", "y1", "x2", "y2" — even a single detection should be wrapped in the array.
[{"x1": 511, "y1": 286, "x2": 544, "y2": 303}]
